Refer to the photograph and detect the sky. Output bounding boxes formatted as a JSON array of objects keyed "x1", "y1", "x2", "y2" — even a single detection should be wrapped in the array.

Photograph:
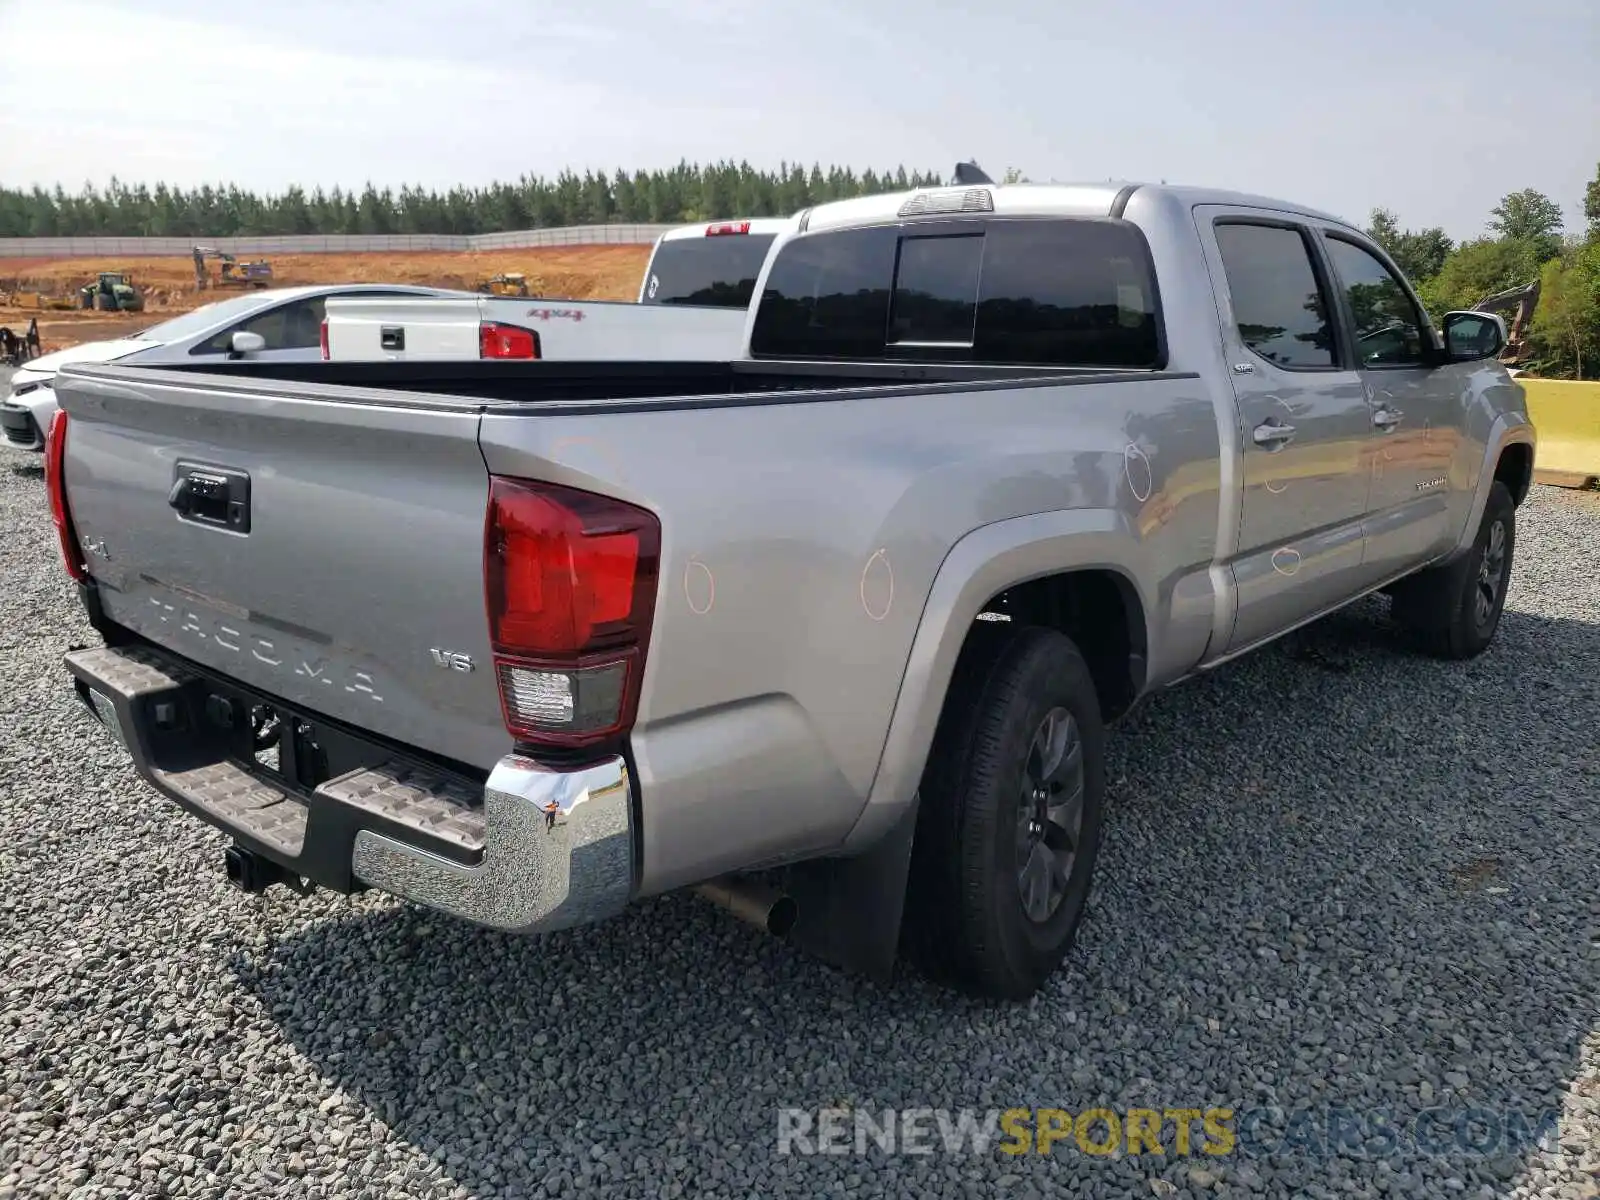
[{"x1": 1, "y1": 0, "x2": 1595, "y2": 241}]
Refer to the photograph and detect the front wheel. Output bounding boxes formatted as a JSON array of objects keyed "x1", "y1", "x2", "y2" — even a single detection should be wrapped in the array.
[
  {"x1": 906, "y1": 626, "x2": 1106, "y2": 1000},
  {"x1": 1391, "y1": 480, "x2": 1516, "y2": 659}
]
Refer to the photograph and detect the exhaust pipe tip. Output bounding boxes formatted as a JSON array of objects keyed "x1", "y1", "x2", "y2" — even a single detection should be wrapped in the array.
[
  {"x1": 694, "y1": 876, "x2": 798, "y2": 938},
  {"x1": 766, "y1": 894, "x2": 798, "y2": 937}
]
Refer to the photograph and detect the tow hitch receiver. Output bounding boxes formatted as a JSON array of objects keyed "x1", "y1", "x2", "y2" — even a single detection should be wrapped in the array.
[{"x1": 223, "y1": 844, "x2": 314, "y2": 896}]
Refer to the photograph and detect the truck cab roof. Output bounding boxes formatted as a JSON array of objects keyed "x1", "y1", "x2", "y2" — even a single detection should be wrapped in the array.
[{"x1": 796, "y1": 181, "x2": 1357, "y2": 234}]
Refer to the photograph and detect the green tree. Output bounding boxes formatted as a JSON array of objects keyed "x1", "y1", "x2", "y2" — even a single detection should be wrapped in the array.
[
  {"x1": 1528, "y1": 243, "x2": 1600, "y2": 379},
  {"x1": 1366, "y1": 208, "x2": 1454, "y2": 284},
  {"x1": 1416, "y1": 236, "x2": 1542, "y2": 317},
  {"x1": 0, "y1": 161, "x2": 945, "y2": 237},
  {"x1": 1584, "y1": 161, "x2": 1600, "y2": 241},
  {"x1": 1489, "y1": 188, "x2": 1564, "y2": 261},
  {"x1": 1367, "y1": 207, "x2": 1401, "y2": 246}
]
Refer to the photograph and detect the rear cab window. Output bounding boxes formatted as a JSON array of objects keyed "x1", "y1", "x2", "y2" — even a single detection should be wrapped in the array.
[
  {"x1": 748, "y1": 217, "x2": 1163, "y2": 368},
  {"x1": 640, "y1": 229, "x2": 780, "y2": 309},
  {"x1": 1211, "y1": 222, "x2": 1338, "y2": 370}
]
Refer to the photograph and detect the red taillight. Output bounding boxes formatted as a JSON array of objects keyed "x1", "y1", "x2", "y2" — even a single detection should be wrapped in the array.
[
  {"x1": 484, "y1": 477, "x2": 660, "y2": 749},
  {"x1": 479, "y1": 322, "x2": 540, "y2": 360},
  {"x1": 44, "y1": 410, "x2": 87, "y2": 583},
  {"x1": 705, "y1": 221, "x2": 751, "y2": 236},
  {"x1": 319, "y1": 317, "x2": 329, "y2": 360}
]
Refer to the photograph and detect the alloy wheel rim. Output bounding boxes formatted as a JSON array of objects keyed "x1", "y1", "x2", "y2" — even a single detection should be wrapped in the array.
[
  {"x1": 1476, "y1": 519, "x2": 1506, "y2": 628},
  {"x1": 1015, "y1": 706, "x2": 1086, "y2": 923}
]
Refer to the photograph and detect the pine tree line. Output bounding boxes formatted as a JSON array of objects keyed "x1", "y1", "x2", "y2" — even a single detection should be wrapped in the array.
[{"x1": 0, "y1": 161, "x2": 945, "y2": 238}]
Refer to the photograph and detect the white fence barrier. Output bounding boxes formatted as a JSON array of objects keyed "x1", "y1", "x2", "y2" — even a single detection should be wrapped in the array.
[{"x1": 0, "y1": 224, "x2": 677, "y2": 259}]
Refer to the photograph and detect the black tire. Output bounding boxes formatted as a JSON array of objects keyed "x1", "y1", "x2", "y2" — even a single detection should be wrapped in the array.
[
  {"x1": 905, "y1": 626, "x2": 1106, "y2": 1000},
  {"x1": 1391, "y1": 481, "x2": 1515, "y2": 659}
]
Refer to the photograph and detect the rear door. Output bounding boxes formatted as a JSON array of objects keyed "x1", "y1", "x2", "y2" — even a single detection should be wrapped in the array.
[
  {"x1": 1195, "y1": 207, "x2": 1374, "y2": 653},
  {"x1": 1313, "y1": 229, "x2": 1460, "y2": 577},
  {"x1": 54, "y1": 366, "x2": 510, "y2": 771}
]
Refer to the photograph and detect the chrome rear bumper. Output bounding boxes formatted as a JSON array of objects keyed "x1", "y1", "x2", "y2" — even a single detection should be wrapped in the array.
[{"x1": 65, "y1": 641, "x2": 634, "y2": 935}]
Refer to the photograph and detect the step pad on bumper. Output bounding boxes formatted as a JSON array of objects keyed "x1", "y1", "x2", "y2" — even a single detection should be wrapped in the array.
[
  {"x1": 167, "y1": 760, "x2": 311, "y2": 855},
  {"x1": 320, "y1": 763, "x2": 485, "y2": 854},
  {"x1": 66, "y1": 642, "x2": 486, "y2": 879}
]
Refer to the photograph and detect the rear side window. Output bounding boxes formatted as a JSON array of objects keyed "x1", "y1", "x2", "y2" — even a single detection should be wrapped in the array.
[
  {"x1": 749, "y1": 218, "x2": 1162, "y2": 368},
  {"x1": 641, "y1": 233, "x2": 779, "y2": 308},
  {"x1": 1213, "y1": 222, "x2": 1337, "y2": 369}
]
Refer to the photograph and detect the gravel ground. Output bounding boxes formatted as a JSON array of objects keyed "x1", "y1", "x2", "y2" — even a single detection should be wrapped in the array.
[{"x1": 1, "y1": 450, "x2": 1597, "y2": 1200}]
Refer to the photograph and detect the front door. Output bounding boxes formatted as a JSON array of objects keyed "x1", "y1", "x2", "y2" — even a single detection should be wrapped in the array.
[
  {"x1": 1314, "y1": 231, "x2": 1461, "y2": 579},
  {"x1": 1197, "y1": 210, "x2": 1376, "y2": 654}
]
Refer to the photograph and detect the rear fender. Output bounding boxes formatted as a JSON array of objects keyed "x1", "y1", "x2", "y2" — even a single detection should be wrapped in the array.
[{"x1": 842, "y1": 507, "x2": 1155, "y2": 852}]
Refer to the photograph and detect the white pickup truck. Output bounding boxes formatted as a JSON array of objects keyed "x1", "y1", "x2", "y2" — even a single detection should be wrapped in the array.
[{"x1": 322, "y1": 217, "x2": 793, "y2": 362}]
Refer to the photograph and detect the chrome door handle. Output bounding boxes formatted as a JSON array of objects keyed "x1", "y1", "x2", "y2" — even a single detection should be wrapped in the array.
[
  {"x1": 1373, "y1": 407, "x2": 1404, "y2": 430},
  {"x1": 1252, "y1": 420, "x2": 1296, "y2": 447}
]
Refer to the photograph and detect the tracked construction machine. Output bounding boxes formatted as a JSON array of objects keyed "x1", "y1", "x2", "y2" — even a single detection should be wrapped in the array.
[{"x1": 193, "y1": 246, "x2": 274, "y2": 290}]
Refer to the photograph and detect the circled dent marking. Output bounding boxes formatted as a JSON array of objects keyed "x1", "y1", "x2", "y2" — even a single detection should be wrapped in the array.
[{"x1": 860, "y1": 549, "x2": 894, "y2": 621}]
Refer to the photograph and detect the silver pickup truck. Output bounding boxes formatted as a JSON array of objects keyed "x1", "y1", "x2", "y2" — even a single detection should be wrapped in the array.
[{"x1": 48, "y1": 181, "x2": 1534, "y2": 1000}]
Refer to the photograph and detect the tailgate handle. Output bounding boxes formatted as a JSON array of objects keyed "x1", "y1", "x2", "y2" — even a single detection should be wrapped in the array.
[
  {"x1": 170, "y1": 463, "x2": 251, "y2": 533},
  {"x1": 380, "y1": 325, "x2": 405, "y2": 351}
]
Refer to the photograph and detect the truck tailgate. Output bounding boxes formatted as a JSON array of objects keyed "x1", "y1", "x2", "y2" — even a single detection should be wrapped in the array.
[
  {"x1": 323, "y1": 296, "x2": 483, "y2": 361},
  {"x1": 323, "y1": 294, "x2": 750, "y2": 362},
  {"x1": 54, "y1": 366, "x2": 509, "y2": 771}
]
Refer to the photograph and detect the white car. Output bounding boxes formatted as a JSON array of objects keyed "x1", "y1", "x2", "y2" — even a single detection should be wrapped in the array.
[{"x1": 2, "y1": 283, "x2": 462, "y2": 451}]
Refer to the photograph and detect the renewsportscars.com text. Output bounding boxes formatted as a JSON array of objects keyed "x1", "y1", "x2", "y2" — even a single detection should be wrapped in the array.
[{"x1": 776, "y1": 1105, "x2": 1563, "y2": 1161}]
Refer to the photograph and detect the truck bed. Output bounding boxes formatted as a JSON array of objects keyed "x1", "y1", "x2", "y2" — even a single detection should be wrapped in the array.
[{"x1": 72, "y1": 356, "x2": 1174, "y2": 412}]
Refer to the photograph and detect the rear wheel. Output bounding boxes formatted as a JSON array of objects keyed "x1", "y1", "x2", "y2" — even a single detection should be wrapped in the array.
[
  {"x1": 1391, "y1": 480, "x2": 1516, "y2": 659},
  {"x1": 906, "y1": 626, "x2": 1106, "y2": 1000}
]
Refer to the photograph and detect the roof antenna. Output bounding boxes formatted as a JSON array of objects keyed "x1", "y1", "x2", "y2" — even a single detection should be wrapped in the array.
[{"x1": 952, "y1": 160, "x2": 993, "y2": 185}]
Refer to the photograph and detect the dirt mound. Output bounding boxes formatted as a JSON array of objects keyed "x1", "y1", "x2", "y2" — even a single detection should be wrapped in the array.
[{"x1": 0, "y1": 245, "x2": 653, "y2": 352}]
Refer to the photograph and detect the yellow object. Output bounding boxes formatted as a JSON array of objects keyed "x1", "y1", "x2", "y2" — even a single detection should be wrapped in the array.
[
  {"x1": 480, "y1": 273, "x2": 531, "y2": 297},
  {"x1": 5, "y1": 291, "x2": 75, "y2": 310},
  {"x1": 1521, "y1": 378, "x2": 1600, "y2": 488}
]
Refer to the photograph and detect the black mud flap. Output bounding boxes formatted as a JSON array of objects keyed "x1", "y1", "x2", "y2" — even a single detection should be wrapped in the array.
[{"x1": 778, "y1": 802, "x2": 919, "y2": 985}]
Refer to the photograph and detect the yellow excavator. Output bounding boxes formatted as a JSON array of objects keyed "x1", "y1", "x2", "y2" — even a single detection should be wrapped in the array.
[
  {"x1": 477, "y1": 272, "x2": 532, "y2": 297},
  {"x1": 1472, "y1": 279, "x2": 1540, "y2": 368},
  {"x1": 193, "y1": 246, "x2": 274, "y2": 290}
]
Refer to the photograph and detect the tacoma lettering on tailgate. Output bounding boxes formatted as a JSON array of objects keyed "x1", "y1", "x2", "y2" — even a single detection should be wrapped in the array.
[{"x1": 140, "y1": 592, "x2": 385, "y2": 703}]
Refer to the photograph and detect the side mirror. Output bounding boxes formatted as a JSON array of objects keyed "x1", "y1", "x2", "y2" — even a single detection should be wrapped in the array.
[
  {"x1": 229, "y1": 330, "x2": 266, "y2": 357},
  {"x1": 1441, "y1": 311, "x2": 1506, "y2": 363}
]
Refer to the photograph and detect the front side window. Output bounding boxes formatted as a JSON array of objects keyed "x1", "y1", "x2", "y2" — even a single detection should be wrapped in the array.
[
  {"x1": 1323, "y1": 236, "x2": 1427, "y2": 367},
  {"x1": 1213, "y1": 222, "x2": 1337, "y2": 370},
  {"x1": 749, "y1": 217, "x2": 1161, "y2": 368}
]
